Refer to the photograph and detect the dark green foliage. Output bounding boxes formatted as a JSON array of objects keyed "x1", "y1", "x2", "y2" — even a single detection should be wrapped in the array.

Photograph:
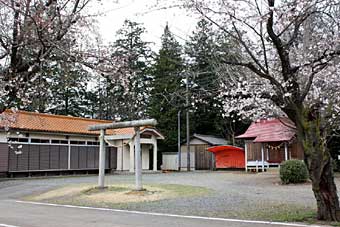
[
  {"x1": 104, "y1": 19, "x2": 153, "y2": 120},
  {"x1": 328, "y1": 135, "x2": 340, "y2": 172},
  {"x1": 185, "y1": 19, "x2": 224, "y2": 137},
  {"x1": 185, "y1": 19, "x2": 247, "y2": 140},
  {"x1": 148, "y1": 24, "x2": 185, "y2": 153},
  {"x1": 280, "y1": 160, "x2": 309, "y2": 184},
  {"x1": 24, "y1": 61, "x2": 91, "y2": 117}
]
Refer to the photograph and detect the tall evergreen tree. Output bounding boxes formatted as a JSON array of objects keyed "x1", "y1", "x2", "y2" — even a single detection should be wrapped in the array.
[
  {"x1": 185, "y1": 19, "x2": 248, "y2": 142},
  {"x1": 104, "y1": 20, "x2": 153, "y2": 120},
  {"x1": 47, "y1": 62, "x2": 90, "y2": 117},
  {"x1": 185, "y1": 19, "x2": 226, "y2": 137},
  {"x1": 148, "y1": 24, "x2": 185, "y2": 152},
  {"x1": 24, "y1": 61, "x2": 91, "y2": 117}
]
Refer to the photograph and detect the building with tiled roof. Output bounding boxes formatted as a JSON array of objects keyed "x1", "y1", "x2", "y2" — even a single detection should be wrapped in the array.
[
  {"x1": 236, "y1": 118, "x2": 304, "y2": 172},
  {"x1": 0, "y1": 110, "x2": 164, "y2": 176},
  {"x1": 179, "y1": 134, "x2": 230, "y2": 171}
]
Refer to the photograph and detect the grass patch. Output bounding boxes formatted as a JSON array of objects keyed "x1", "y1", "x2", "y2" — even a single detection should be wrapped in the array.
[
  {"x1": 25, "y1": 183, "x2": 211, "y2": 207},
  {"x1": 212, "y1": 203, "x2": 317, "y2": 224},
  {"x1": 258, "y1": 207, "x2": 316, "y2": 222},
  {"x1": 82, "y1": 186, "x2": 128, "y2": 195}
]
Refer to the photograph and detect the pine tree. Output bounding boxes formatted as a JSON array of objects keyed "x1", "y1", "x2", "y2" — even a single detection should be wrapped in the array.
[
  {"x1": 47, "y1": 61, "x2": 90, "y2": 117},
  {"x1": 104, "y1": 20, "x2": 153, "y2": 120},
  {"x1": 185, "y1": 19, "x2": 249, "y2": 142},
  {"x1": 148, "y1": 24, "x2": 185, "y2": 152},
  {"x1": 23, "y1": 61, "x2": 91, "y2": 117},
  {"x1": 185, "y1": 19, "x2": 225, "y2": 137}
]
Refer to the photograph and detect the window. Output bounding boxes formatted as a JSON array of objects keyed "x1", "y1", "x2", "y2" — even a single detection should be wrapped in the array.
[
  {"x1": 60, "y1": 140, "x2": 68, "y2": 144},
  {"x1": 70, "y1": 140, "x2": 86, "y2": 145},
  {"x1": 8, "y1": 138, "x2": 19, "y2": 142},
  {"x1": 51, "y1": 140, "x2": 68, "y2": 144},
  {"x1": 8, "y1": 138, "x2": 28, "y2": 143},
  {"x1": 31, "y1": 139, "x2": 50, "y2": 144},
  {"x1": 18, "y1": 138, "x2": 29, "y2": 143}
]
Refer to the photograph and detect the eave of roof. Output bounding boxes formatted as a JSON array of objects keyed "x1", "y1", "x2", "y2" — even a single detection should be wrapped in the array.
[
  {"x1": 181, "y1": 134, "x2": 229, "y2": 145},
  {"x1": 0, "y1": 110, "x2": 164, "y2": 138},
  {"x1": 236, "y1": 118, "x2": 296, "y2": 143}
]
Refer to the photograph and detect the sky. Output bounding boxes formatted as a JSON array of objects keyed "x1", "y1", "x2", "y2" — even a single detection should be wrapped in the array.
[{"x1": 89, "y1": 0, "x2": 198, "y2": 50}]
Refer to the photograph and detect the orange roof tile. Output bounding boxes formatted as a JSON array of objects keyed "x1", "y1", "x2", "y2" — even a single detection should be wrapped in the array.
[{"x1": 0, "y1": 110, "x2": 145, "y2": 136}]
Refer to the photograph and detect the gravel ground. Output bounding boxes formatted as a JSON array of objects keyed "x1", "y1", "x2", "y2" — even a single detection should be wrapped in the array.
[{"x1": 0, "y1": 170, "x2": 335, "y2": 220}]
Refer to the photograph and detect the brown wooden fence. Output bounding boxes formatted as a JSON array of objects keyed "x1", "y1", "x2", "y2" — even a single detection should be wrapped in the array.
[
  {"x1": 194, "y1": 144, "x2": 213, "y2": 170},
  {"x1": 2, "y1": 143, "x2": 116, "y2": 172},
  {"x1": 0, "y1": 143, "x2": 8, "y2": 172}
]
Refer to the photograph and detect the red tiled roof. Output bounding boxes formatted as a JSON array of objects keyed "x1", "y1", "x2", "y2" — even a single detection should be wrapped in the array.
[
  {"x1": 235, "y1": 118, "x2": 296, "y2": 143},
  {"x1": 0, "y1": 110, "x2": 153, "y2": 136}
]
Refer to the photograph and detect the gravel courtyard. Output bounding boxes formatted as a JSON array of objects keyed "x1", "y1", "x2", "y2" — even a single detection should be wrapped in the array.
[{"x1": 0, "y1": 171, "x2": 333, "y2": 221}]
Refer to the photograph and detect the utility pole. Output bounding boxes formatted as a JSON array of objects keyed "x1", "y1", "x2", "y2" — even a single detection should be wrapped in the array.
[
  {"x1": 178, "y1": 110, "x2": 181, "y2": 171},
  {"x1": 186, "y1": 72, "x2": 190, "y2": 171}
]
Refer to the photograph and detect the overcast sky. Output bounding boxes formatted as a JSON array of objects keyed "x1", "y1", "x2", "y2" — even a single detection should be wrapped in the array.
[{"x1": 89, "y1": 0, "x2": 198, "y2": 50}]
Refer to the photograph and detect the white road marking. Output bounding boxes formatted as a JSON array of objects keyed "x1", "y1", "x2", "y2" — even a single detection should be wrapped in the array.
[
  {"x1": 16, "y1": 200, "x2": 323, "y2": 227},
  {"x1": 0, "y1": 224, "x2": 20, "y2": 227}
]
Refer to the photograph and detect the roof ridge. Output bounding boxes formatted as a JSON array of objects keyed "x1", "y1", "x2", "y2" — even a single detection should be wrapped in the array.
[
  {"x1": 194, "y1": 133, "x2": 224, "y2": 138},
  {"x1": 6, "y1": 110, "x2": 112, "y2": 123}
]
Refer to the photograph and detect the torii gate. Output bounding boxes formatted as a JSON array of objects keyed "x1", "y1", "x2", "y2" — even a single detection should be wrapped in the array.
[{"x1": 88, "y1": 119, "x2": 157, "y2": 191}]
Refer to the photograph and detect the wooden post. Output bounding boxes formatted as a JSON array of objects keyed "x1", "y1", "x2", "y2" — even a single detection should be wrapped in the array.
[
  {"x1": 121, "y1": 140, "x2": 124, "y2": 170},
  {"x1": 186, "y1": 72, "x2": 191, "y2": 171},
  {"x1": 178, "y1": 110, "x2": 181, "y2": 171},
  {"x1": 284, "y1": 142, "x2": 288, "y2": 161},
  {"x1": 134, "y1": 127, "x2": 142, "y2": 191},
  {"x1": 153, "y1": 136, "x2": 157, "y2": 171},
  {"x1": 261, "y1": 143, "x2": 264, "y2": 172},
  {"x1": 245, "y1": 142, "x2": 248, "y2": 172},
  {"x1": 67, "y1": 137, "x2": 71, "y2": 170},
  {"x1": 98, "y1": 129, "x2": 106, "y2": 188},
  {"x1": 129, "y1": 141, "x2": 134, "y2": 172}
]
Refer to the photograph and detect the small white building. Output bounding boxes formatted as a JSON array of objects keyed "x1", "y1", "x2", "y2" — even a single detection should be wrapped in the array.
[{"x1": 105, "y1": 127, "x2": 164, "y2": 172}]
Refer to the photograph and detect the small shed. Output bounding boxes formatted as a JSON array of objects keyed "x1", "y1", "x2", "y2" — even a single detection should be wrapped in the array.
[
  {"x1": 207, "y1": 146, "x2": 245, "y2": 169},
  {"x1": 180, "y1": 134, "x2": 229, "y2": 170},
  {"x1": 236, "y1": 118, "x2": 304, "y2": 172}
]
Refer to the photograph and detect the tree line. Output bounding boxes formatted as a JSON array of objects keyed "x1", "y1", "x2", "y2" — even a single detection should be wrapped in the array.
[{"x1": 1, "y1": 6, "x2": 248, "y2": 154}]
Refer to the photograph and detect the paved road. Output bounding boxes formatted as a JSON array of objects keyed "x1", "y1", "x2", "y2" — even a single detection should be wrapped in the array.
[
  {"x1": 0, "y1": 200, "x2": 318, "y2": 227},
  {"x1": 0, "y1": 172, "x2": 330, "y2": 227}
]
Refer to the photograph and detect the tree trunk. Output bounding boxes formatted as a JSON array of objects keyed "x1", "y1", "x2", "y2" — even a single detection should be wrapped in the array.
[
  {"x1": 294, "y1": 110, "x2": 340, "y2": 221},
  {"x1": 311, "y1": 159, "x2": 340, "y2": 220}
]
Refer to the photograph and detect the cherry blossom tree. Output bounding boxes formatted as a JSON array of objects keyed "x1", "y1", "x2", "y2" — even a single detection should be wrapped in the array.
[
  {"x1": 175, "y1": 0, "x2": 340, "y2": 221},
  {"x1": 0, "y1": 0, "x2": 97, "y2": 113}
]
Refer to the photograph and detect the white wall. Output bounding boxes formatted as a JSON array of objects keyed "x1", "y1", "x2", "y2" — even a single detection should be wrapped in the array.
[
  {"x1": 0, "y1": 132, "x2": 7, "y2": 143},
  {"x1": 180, "y1": 146, "x2": 195, "y2": 170},
  {"x1": 118, "y1": 143, "x2": 151, "y2": 171},
  {"x1": 142, "y1": 144, "x2": 150, "y2": 170},
  {"x1": 162, "y1": 153, "x2": 178, "y2": 170},
  {"x1": 123, "y1": 144, "x2": 130, "y2": 171}
]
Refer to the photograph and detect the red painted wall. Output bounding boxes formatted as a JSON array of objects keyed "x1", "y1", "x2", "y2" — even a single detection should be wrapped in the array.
[{"x1": 215, "y1": 149, "x2": 245, "y2": 169}]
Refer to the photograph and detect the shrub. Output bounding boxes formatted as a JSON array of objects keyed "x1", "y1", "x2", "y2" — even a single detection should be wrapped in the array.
[{"x1": 280, "y1": 160, "x2": 309, "y2": 184}]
